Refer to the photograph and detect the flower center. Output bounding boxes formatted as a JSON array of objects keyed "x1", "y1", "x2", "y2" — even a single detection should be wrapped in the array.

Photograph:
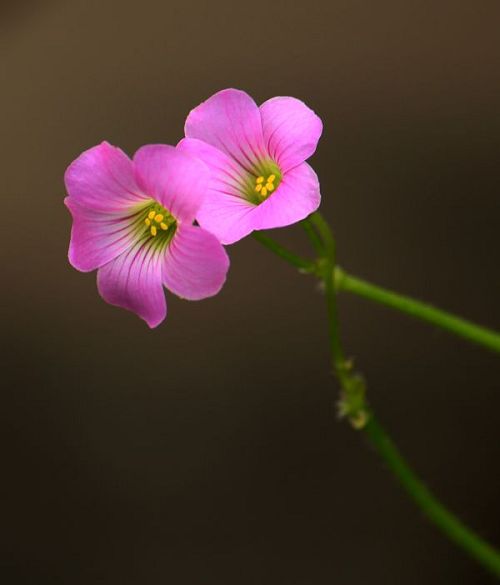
[
  {"x1": 254, "y1": 174, "x2": 277, "y2": 198},
  {"x1": 244, "y1": 161, "x2": 282, "y2": 204},
  {"x1": 140, "y1": 202, "x2": 176, "y2": 242}
]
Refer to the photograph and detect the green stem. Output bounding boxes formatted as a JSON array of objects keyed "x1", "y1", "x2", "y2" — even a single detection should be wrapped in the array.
[
  {"x1": 304, "y1": 212, "x2": 500, "y2": 578},
  {"x1": 308, "y1": 213, "x2": 347, "y2": 379},
  {"x1": 336, "y1": 268, "x2": 500, "y2": 354},
  {"x1": 253, "y1": 230, "x2": 500, "y2": 355},
  {"x1": 308, "y1": 212, "x2": 335, "y2": 260},
  {"x1": 252, "y1": 231, "x2": 315, "y2": 272},
  {"x1": 254, "y1": 217, "x2": 500, "y2": 575},
  {"x1": 301, "y1": 218, "x2": 325, "y2": 256},
  {"x1": 364, "y1": 415, "x2": 500, "y2": 577}
]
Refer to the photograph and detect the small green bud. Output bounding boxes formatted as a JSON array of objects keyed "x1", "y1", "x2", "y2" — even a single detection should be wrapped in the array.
[{"x1": 338, "y1": 371, "x2": 370, "y2": 429}]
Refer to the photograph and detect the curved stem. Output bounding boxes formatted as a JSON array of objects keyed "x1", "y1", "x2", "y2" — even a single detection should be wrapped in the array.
[
  {"x1": 252, "y1": 231, "x2": 315, "y2": 272},
  {"x1": 254, "y1": 216, "x2": 500, "y2": 575},
  {"x1": 364, "y1": 416, "x2": 500, "y2": 577},
  {"x1": 336, "y1": 268, "x2": 500, "y2": 354},
  {"x1": 306, "y1": 211, "x2": 500, "y2": 579},
  {"x1": 308, "y1": 212, "x2": 335, "y2": 260},
  {"x1": 253, "y1": 228, "x2": 500, "y2": 355},
  {"x1": 301, "y1": 217, "x2": 325, "y2": 256},
  {"x1": 308, "y1": 213, "x2": 347, "y2": 379}
]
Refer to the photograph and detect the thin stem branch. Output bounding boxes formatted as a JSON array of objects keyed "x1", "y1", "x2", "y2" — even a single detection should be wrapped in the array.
[
  {"x1": 254, "y1": 215, "x2": 500, "y2": 575},
  {"x1": 301, "y1": 218, "x2": 324, "y2": 256},
  {"x1": 305, "y1": 211, "x2": 500, "y2": 579},
  {"x1": 336, "y1": 268, "x2": 500, "y2": 354},
  {"x1": 252, "y1": 231, "x2": 315, "y2": 272},
  {"x1": 308, "y1": 212, "x2": 335, "y2": 260},
  {"x1": 308, "y1": 212, "x2": 347, "y2": 377},
  {"x1": 253, "y1": 228, "x2": 500, "y2": 355},
  {"x1": 364, "y1": 416, "x2": 500, "y2": 578}
]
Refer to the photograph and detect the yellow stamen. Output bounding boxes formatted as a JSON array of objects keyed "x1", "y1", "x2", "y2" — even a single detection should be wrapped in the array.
[
  {"x1": 267, "y1": 174, "x2": 276, "y2": 183},
  {"x1": 261, "y1": 187, "x2": 268, "y2": 197},
  {"x1": 255, "y1": 184, "x2": 263, "y2": 192},
  {"x1": 145, "y1": 218, "x2": 151, "y2": 226},
  {"x1": 160, "y1": 222, "x2": 168, "y2": 230},
  {"x1": 148, "y1": 211, "x2": 156, "y2": 220},
  {"x1": 155, "y1": 214, "x2": 164, "y2": 223},
  {"x1": 256, "y1": 176, "x2": 264, "y2": 184},
  {"x1": 266, "y1": 182, "x2": 274, "y2": 192},
  {"x1": 150, "y1": 226, "x2": 157, "y2": 236}
]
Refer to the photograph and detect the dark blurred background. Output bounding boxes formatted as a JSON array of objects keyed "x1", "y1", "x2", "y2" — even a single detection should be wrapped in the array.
[{"x1": 2, "y1": 1, "x2": 500, "y2": 583}]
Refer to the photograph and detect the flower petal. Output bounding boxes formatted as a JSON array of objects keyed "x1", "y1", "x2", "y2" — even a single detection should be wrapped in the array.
[
  {"x1": 195, "y1": 190, "x2": 257, "y2": 245},
  {"x1": 64, "y1": 142, "x2": 146, "y2": 212},
  {"x1": 177, "y1": 137, "x2": 247, "y2": 199},
  {"x1": 177, "y1": 137, "x2": 257, "y2": 244},
  {"x1": 163, "y1": 225, "x2": 229, "y2": 300},
  {"x1": 65, "y1": 197, "x2": 142, "y2": 272},
  {"x1": 97, "y1": 240, "x2": 166, "y2": 328},
  {"x1": 251, "y1": 162, "x2": 321, "y2": 231},
  {"x1": 184, "y1": 89, "x2": 266, "y2": 170},
  {"x1": 260, "y1": 97, "x2": 323, "y2": 173},
  {"x1": 133, "y1": 145, "x2": 210, "y2": 222}
]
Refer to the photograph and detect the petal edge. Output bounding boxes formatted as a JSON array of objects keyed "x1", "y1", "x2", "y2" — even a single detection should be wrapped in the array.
[
  {"x1": 163, "y1": 225, "x2": 230, "y2": 300},
  {"x1": 260, "y1": 97, "x2": 323, "y2": 173},
  {"x1": 97, "y1": 240, "x2": 167, "y2": 328}
]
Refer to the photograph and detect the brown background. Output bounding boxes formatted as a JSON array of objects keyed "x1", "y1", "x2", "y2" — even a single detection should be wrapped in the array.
[{"x1": 2, "y1": 1, "x2": 500, "y2": 583}]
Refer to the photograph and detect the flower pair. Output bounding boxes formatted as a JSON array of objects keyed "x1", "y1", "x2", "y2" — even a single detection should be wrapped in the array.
[{"x1": 65, "y1": 89, "x2": 323, "y2": 327}]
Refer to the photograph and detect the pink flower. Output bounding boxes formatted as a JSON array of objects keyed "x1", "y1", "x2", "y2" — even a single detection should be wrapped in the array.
[
  {"x1": 64, "y1": 142, "x2": 230, "y2": 328},
  {"x1": 178, "y1": 88, "x2": 323, "y2": 245}
]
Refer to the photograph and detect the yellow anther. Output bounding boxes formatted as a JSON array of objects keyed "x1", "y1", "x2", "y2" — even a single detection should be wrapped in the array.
[
  {"x1": 266, "y1": 182, "x2": 275, "y2": 192},
  {"x1": 148, "y1": 211, "x2": 156, "y2": 220},
  {"x1": 150, "y1": 226, "x2": 157, "y2": 237},
  {"x1": 154, "y1": 214, "x2": 164, "y2": 223},
  {"x1": 267, "y1": 174, "x2": 276, "y2": 183},
  {"x1": 145, "y1": 218, "x2": 151, "y2": 226},
  {"x1": 255, "y1": 184, "x2": 263, "y2": 193},
  {"x1": 261, "y1": 187, "x2": 268, "y2": 197},
  {"x1": 256, "y1": 176, "x2": 264, "y2": 184},
  {"x1": 160, "y1": 222, "x2": 168, "y2": 230}
]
